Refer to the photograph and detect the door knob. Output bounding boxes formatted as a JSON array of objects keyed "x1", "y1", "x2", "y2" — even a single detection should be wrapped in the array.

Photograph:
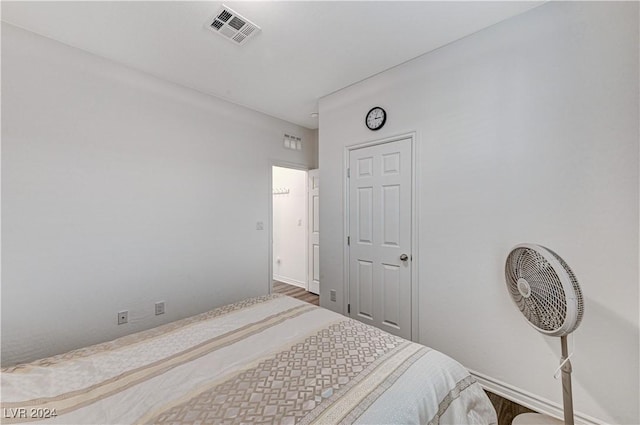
[{"x1": 400, "y1": 254, "x2": 409, "y2": 261}]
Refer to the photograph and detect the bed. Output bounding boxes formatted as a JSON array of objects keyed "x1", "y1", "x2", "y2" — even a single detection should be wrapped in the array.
[{"x1": 1, "y1": 294, "x2": 497, "y2": 424}]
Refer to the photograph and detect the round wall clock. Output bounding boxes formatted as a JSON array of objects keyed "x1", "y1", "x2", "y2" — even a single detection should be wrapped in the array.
[{"x1": 365, "y1": 107, "x2": 386, "y2": 131}]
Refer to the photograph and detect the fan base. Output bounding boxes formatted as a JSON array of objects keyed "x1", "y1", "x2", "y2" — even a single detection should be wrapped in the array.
[{"x1": 513, "y1": 413, "x2": 564, "y2": 425}]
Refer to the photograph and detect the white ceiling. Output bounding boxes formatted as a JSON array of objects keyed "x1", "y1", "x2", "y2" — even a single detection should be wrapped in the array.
[{"x1": 1, "y1": 1, "x2": 542, "y2": 129}]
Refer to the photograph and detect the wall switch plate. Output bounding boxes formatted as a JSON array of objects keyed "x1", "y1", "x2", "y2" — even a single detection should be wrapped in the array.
[
  {"x1": 330, "y1": 290, "x2": 337, "y2": 302},
  {"x1": 117, "y1": 311, "x2": 128, "y2": 325},
  {"x1": 155, "y1": 301, "x2": 165, "y2": 316}
]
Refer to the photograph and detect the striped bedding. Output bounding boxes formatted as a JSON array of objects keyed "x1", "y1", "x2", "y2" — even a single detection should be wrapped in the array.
[{"x1": 1, "y1": 294, "x2": 497, "y2": 424}]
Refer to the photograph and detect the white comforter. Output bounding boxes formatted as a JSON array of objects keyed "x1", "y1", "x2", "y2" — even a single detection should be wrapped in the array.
[{"x1": 1, "y1": 295, "x2": 497, "y2": 424}]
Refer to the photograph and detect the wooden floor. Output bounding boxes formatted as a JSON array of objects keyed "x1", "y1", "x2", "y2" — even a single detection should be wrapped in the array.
[
  {"x1": 272, "y1": 280, "x2": 532, "y2": 425},
  {"x1": 272, "y1": 280, "x2": 319, "y2": 305},
  {"x1": 486, "y1": 391, "x2": 534, "y2": 425}
]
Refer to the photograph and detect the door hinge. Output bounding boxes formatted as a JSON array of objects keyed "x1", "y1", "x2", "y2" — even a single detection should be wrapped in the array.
[
  {"x1": 347, "y1": 168, "x2": 350, "y2": 178},
  {"x1": 347, "y1": 304, "x2": 351, "y2": 314},
  {"x1": 347, "y1": 236, "x2": 350, "y2": 246}
]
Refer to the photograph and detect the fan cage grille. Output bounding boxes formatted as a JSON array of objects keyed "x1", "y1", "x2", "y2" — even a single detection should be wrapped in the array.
[
  {"x1": 505, "y1": 246, "x2": 583, "y2": 335},
  {"x1": 547, "y1": 248, "x2": 584, "y2": 333}
]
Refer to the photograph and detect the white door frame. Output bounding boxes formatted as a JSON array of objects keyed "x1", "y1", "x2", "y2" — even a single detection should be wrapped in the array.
[
  {"x1": 268, "y1": 160, "x2": 310, "y2": 295},
  {"x1": 343, "y1": 132, "x2": 419, "y2": 342},
  {"x1": 307, "y1": 169, "x2": 320, "y2": 295}
]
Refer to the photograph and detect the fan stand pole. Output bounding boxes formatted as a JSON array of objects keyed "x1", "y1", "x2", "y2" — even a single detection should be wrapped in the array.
[{"x1": 560, "y1": 335, "x2": 575, "y2": 425}]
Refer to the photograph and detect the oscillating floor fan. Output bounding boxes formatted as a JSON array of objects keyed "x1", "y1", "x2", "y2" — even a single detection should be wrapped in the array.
[{"x1": 505, "y1": 244, "x2": 584, "y2": 425}]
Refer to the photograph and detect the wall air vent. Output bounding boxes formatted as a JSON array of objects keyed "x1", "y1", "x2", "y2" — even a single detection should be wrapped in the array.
[
  {"x1": 283, "y1": 133, "x2": 302, "y2": 151},
  {"x1": 207, "y1": 5, "x2": 261, "y2": 46}
]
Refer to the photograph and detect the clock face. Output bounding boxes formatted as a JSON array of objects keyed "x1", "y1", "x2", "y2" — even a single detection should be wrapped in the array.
[{"x1": 366, "y1": 107, "x2": 386, "y2": 131}]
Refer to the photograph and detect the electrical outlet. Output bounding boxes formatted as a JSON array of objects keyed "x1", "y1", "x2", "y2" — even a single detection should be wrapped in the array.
[
  {"x1": 155, "y1": 301, "x2": 165, "y2": 316},
  {"x1": 330, "y1": 290, "x2": 336, "y2": 302},
  {"x1": 117, "y1": 311, "x2": 128, "y2": 325}
]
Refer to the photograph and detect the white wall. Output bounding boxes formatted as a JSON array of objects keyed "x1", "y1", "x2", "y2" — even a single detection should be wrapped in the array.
[
  {"x1": 318, "y1": 2, "x2": 638, "y2": 424},
  {"x1": 272, "y1": 166, "x2": 307, "y2": 287},
  {"x1": 1, "y1": 23, "x2": 317, "y2": 366}
]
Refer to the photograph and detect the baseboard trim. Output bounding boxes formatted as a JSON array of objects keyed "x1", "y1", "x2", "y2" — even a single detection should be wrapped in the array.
[
  {"x1": 273, "y1": 275, "x2": 306, "y2": 289},
  {"x1": 469, "y1": 369, "x2": 604, "y2": 425}
]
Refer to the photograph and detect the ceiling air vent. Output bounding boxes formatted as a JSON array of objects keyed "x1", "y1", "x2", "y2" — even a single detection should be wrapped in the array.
[{"x1": 207, "y1": 5, "x2": 261, "y2": 46}]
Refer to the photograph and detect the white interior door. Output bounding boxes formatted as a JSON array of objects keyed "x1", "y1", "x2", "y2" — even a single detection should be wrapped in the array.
[
  {"x1": 348, "y1": 138, "x2": 412, "y2": 339},
  {"x1": 308, "y1": 169, "x2": 320, "y2": 295}
]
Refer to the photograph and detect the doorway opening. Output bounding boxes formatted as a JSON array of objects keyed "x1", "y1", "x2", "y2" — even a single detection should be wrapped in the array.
[{"x1": 271, "y1": 165, "x2": 319, "y2": 304}]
